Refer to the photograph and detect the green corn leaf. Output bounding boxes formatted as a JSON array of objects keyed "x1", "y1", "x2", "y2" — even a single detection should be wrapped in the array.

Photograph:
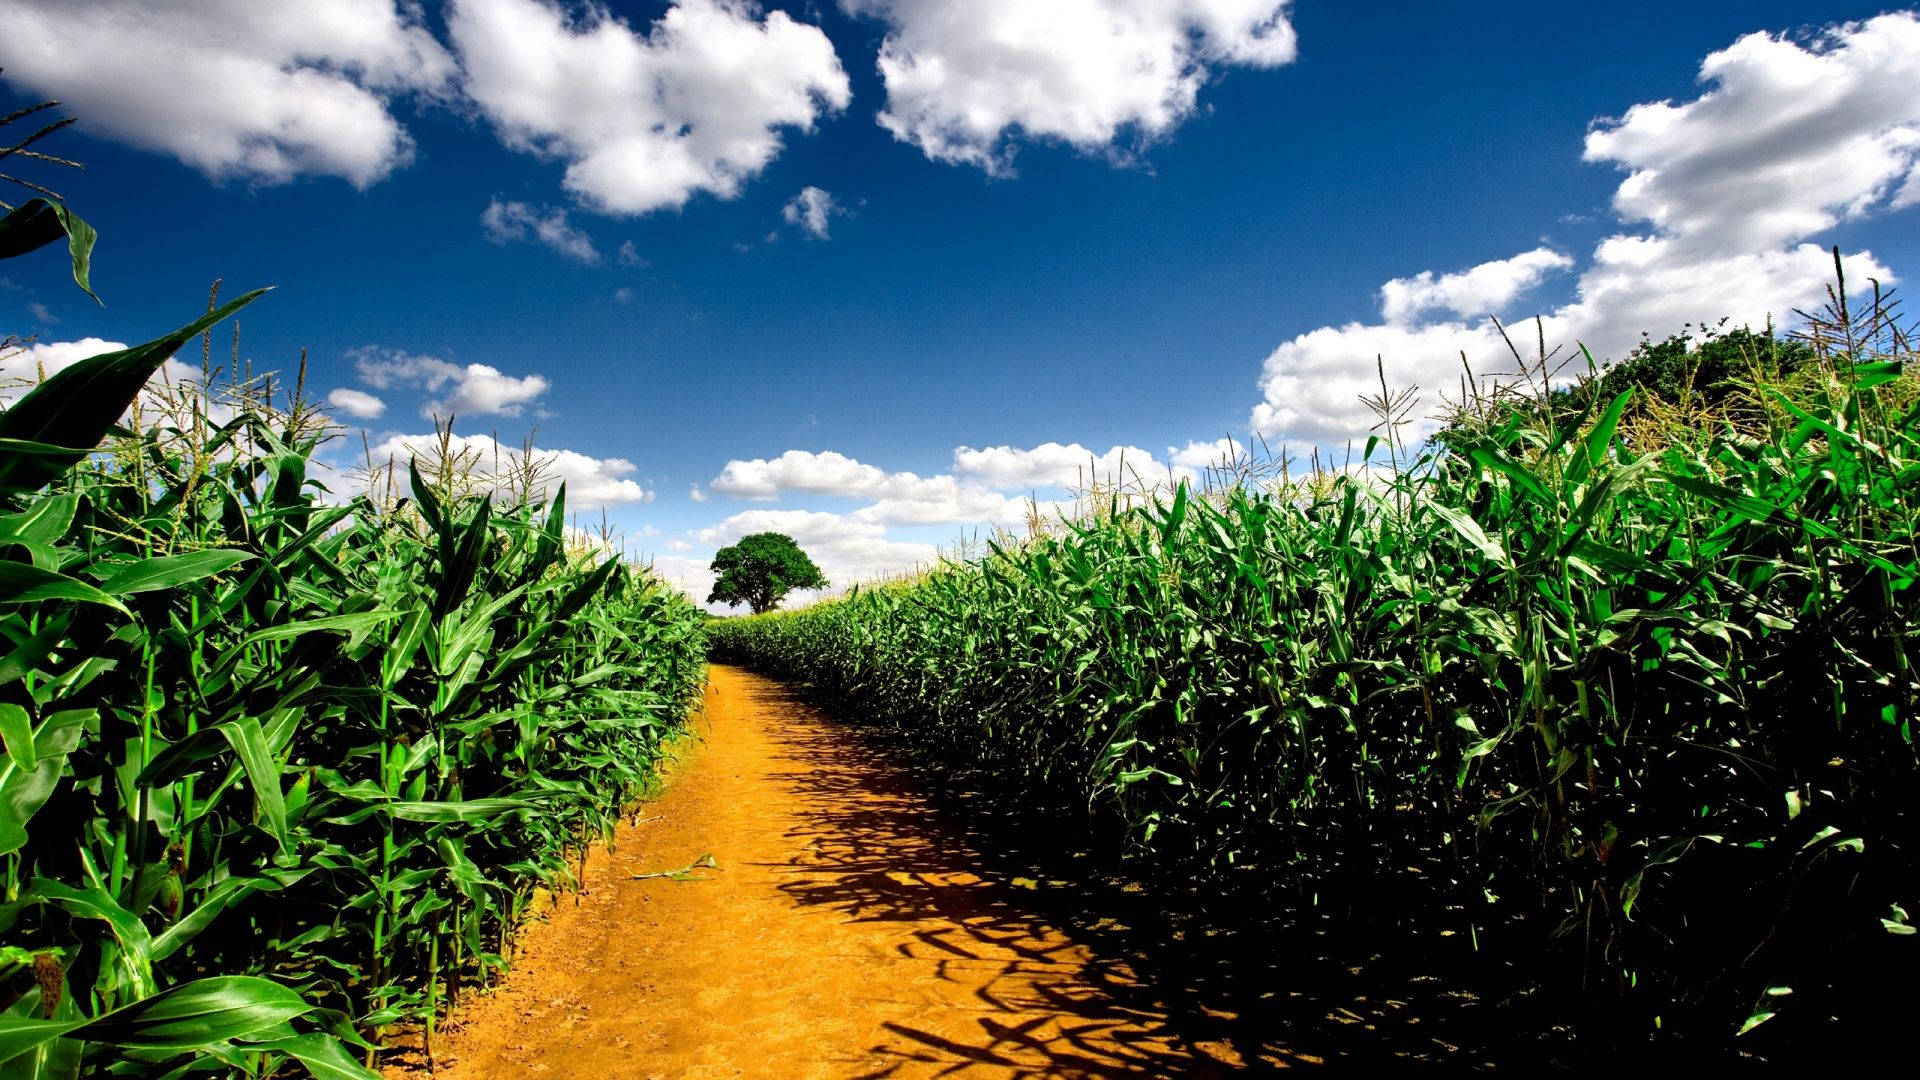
[
  {"x1": 0, "y1": 711, "x2": 89, "y2": 856},
  {"x1": 0, "y1": 563, "x2": 130, "y2": 614},
  {"x1": 0, "y1": 704, "x2": 33, "y2": 777},
  {"x1": 1427, "y1": 503, "x2": 1509, "y2": 565},
  {"x1": 380, "y1": 607, "x2": 432, "y2": 691},
  {"x1": 1736, "y1": 1010, "x2": 1776, "y2": 1037},
  {"x1": 437, "y1": 836, "x2": 489, "y2": 900},
  {"x1": 0, "y1": 976, "x2": 314, "y2": 1061},
  {"x1": 535, "y1": 480, "x2": 569, "y2": 565},
  {"x1": 243, "y1": 1033, "x2": 383, "y2": 1080},
  {"x1": 0, "y1": 617, "x2": 67, "y2": 687},
  {"x1": 0, "y1": 494, "x2": 78, "y2": 550},
  {"x1": 217, "y1": 718, "x2": 291, "y2": 854},
  {"x1": 1849, "y1": 359, "x2": 1903, "y2": 388},
  {"x1": 433, "y1": 506, "x2": 494, "y2": 618},
  {"x1": 0, "y1": 437, "x2": 92, "y2": 489},
  {"x1": 551, "y1": 557, "x2": 620, "y2": 626},
  {"x1": 1160, "y1": 481, "x2": 1189, "y2": 545},
  {"x1": 1770, "y1": 390, "x2": 1876, "y2": 454},
  {"x1": 384, "y1": 797, "x2": 538, "y2": 822},
  {"x1": 240, "y1": 610, "x2": 400, "y2": 646},
  {"x1": 1660, "y1": 472, "x2": 1784, "y2": 525},
  {"x1": 19, "y1": 879, "x2": 156, "y2": 999},
  {"x1": 399, "y1": 734, "x2": 439, "y2": 777},
  {"x1": 0, "y1": 1015, "x2": 82, "y2": 1068},
  {"x1": 0, "y1": 288, "x2": 268, "y2": 494},
  {"x1": 0, "y1": 198, "x2": 98, "y2": 302},
  {"x1": 134, "y1": 727, "x2": 230, "y2": 788},
  {"x1": 97, "y1": 549, "x2": 254, "y2": 595},
  {"x1": 263, "y1": 505, "x2": 354, "y2": 569},
  {"x1": 151, "y1": 870, "x2": 308, "y2": 963},
  {"x1": 406, "y1": 458, "x2": 443, "y2": 533},
  {"x1": 1584, "y1": 388, "x2": 1633, "y2": 468},
  {"x1": 435, "y1": 583, "x2": 529, "y2": 677},
  {"x1": 1467, "y1": 445, "x2": 1556, "y2": 507}
]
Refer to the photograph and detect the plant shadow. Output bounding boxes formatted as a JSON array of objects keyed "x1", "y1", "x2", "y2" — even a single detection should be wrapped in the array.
[{"x1": 741, "y1": 677, "x2": 1551, "y2": 1077}]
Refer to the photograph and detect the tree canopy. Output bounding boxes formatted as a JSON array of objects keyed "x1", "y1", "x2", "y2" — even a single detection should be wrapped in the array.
[
  {"x1": 1433, "y1": 324, "x2": 1819, "y2": 454},
  {"x1": 1553, "y1": 325, "x2": 1815, "y2": 423},
  {"x1": 707, "y1": 532, "x2": 828, "y2": 614}
]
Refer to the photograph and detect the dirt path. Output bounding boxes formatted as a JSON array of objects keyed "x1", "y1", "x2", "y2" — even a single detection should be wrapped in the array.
[{"x1": 417, "y1": 664, "x2": 1249, "y2": 1079}]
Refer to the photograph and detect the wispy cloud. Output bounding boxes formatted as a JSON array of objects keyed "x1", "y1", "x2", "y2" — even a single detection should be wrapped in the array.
[
  {"x1": 782, "y1": 186, "x2": 841, "y2": 239},
  {"x1": 350, "y1": 346, "x2": 550, "y2": 420},
  {"x1": 480, "y1": 198, "x2": 600, "y2": 262}
]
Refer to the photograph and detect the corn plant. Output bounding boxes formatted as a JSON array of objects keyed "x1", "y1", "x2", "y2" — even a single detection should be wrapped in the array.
[
  {"x1": 710, "y1": 277, "x2": 1919, "y2": 1058},
  {"x1": 1, "y1": 111, "x2": 705, "y2": 1077}
]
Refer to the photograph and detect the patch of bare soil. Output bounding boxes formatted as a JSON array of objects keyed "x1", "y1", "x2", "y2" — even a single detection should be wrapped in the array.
[{"x1": 402, "y1": 664, "x2": 1251, "y2": 1078}]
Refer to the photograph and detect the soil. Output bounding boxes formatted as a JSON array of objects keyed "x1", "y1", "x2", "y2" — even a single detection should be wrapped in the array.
[{"x1": 399, "y1": 664, "x2": 1253, "y2": 1079}]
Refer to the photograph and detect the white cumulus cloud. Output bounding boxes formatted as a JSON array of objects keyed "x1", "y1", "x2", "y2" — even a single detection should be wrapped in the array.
[
  {"x1": 1251, "y1": 318, "x2": 1519, "y2": 443},
  {"x1": 1584, "y1": 13, "x2": 1920, "y2": 253},
  {"x1": 0, "y1": 1, "x2": 454, "y2": 187},
  {"x1": 710, "y1": 449, "x2": 888, "y2": 499},
  {"x1": 1165, "y1": 436, "x2": 1258, "y2": 483},
  {"x1": 695, "y1": 507, "x2": 938, "y2": 598},
  {"x1": 350, "y1": 347, "x2": 551, "y2": 420},
  {"x1": 1250, "y1": 12, "x2": 1920, "y2": 445},
  {"x1": 3, "y1": 338, "x2": 123, "y2": 409},
  {"x1": 1168, "y1": 437, "x2": 1239, "y2": 470},
  {"x1": 840, "y1": 0, "x2": 1297, "y2": 172},
  {"x1": 709, "y1": 448, "x2": 1041, "y2": 527},
  {"x1": 2, "y1": 337, "x2": 213, "y2": 417},
  {"x1": 327, "y1": 387, "x2": 387, "y2": 420},
  {"x1": 364, "y1": 431, "x2": 652, "y2": 508},
  {"x1": 850, "y1": 485, "x2": 1033, "y2": 528},
  {"x1": 1379, "y1": 248, "x2": 1574, "y2": 325},
  {"x1": 640, "y1": 551, "x2": 719, "y2": 605},
  {"x1": 950, "y1": 441, "x2": 1171, "y2": 490},
  {"x1": 448, "y1": 0, "x2": 850, "y2": 214}
]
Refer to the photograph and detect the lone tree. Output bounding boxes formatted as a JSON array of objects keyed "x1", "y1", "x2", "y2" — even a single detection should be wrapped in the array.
[{"x1": 707, "y1": 532, "x2": 828, "y2": 614}]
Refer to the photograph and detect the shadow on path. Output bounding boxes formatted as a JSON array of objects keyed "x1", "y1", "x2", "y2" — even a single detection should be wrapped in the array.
[{"x1": 743, "y1": 676, "x2": 1526, "y2": 1077}]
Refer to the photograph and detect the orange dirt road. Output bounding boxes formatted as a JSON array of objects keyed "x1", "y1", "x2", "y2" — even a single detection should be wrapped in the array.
[{"x1": 419, "y1": 664, "x2": 1246, "y2": 1079}]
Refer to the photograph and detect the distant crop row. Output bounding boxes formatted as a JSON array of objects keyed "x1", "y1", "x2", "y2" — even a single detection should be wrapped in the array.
[
  {"x1": 1, "y1": 168, "x2": 705, "y2": 1073},
  {"x1": 710, "y1": 298, "x2": 1919, "y2": 1056}
]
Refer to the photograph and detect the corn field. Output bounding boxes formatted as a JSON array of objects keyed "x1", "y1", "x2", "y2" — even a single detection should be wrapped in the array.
[
  {"x1": 1, "y1": 119, "x2": 706, "y2": 1075},
  {"x1": 710, "y1": 289, "x2": 1920, "y2": 1055}
]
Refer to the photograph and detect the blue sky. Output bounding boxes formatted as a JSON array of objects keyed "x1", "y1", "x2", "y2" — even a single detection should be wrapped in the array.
[{"x1": 4, "y1": 1, "x2": 1918, "y2": 604}]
